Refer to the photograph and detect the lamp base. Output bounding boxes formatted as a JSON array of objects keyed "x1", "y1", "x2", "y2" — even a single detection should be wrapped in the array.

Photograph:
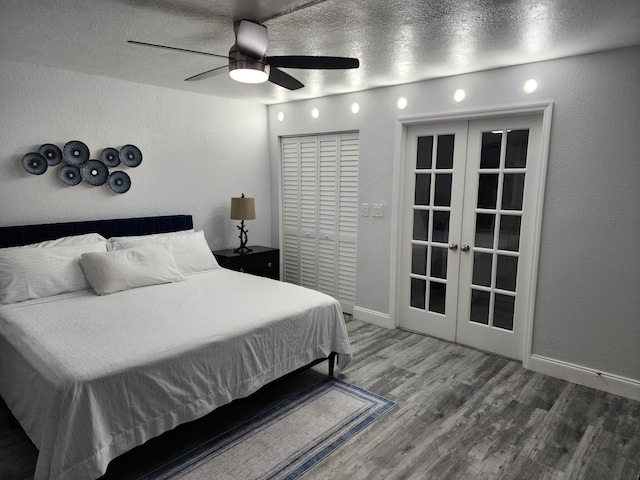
[{"x1": 235, "y1": 220, "x2": 252, "y2": 254}]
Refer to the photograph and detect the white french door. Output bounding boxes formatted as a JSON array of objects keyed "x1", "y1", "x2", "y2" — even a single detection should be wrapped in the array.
[
  {"x1": 398, "y1": 114, "x2": 544, "y2": 360},
  {"x1": 398, "y1": 121, "x2": 468, "y2": 340}
]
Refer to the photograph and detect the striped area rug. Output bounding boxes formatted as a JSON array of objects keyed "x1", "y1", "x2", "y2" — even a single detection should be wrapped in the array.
[{"x1": 141, "y1": 378, "x2": 395, "y2": 480}]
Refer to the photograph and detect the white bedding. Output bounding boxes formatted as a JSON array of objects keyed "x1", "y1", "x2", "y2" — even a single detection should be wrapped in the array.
[{"x1": 0, "y1": 269, "x2": 352, "y2": 480}]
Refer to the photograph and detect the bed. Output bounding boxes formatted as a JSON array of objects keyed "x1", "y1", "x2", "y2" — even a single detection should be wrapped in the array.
[{"x1": 0, "y1": 215, "x2": 352, "y2": 480}]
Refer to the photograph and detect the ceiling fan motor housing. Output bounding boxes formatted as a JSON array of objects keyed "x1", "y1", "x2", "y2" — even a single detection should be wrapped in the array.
[
  {"x1": 235, "y1": 20, "x2": 268, "y2": 58},
  {"x1": 228, "y1": 46, "x2": 270, "y2": 83}
]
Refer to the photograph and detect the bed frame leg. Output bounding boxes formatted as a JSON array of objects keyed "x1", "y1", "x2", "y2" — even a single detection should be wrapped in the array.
[{"x1": 328, "y1": 352, "x2": 337, "y2": 376}]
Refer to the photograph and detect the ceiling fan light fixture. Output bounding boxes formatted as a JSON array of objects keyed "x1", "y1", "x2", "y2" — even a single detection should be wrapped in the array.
[
  {"x1": 229, "y1": 47, "x2": 270, "y2": 84},
  {"x1": 230, "y1": 67, "x2": 269, "y2": 84}
]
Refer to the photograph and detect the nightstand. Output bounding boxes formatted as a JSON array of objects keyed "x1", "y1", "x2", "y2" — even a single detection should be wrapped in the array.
[{"x1": 212, "y1": 246, "x2": 280, "y2": 280}]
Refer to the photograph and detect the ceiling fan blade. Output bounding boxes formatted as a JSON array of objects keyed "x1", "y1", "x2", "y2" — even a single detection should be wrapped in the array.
[
  {"x1": 127, "y1": 40, "x2": 229, "y2": 60},
  {"x1": 269, "y1": 67, "x2": 304, "y2": 90},
  {"x1": 266, "y1": 56, "x2": 359, "y2": 70},
  {"x1": 185, "y1": 65, "x2": 228, "y2": 82}
]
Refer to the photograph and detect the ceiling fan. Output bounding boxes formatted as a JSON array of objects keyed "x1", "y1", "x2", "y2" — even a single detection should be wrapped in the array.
[{"x1": 128, "y1": 19, "x2": 359, "y2": 90}]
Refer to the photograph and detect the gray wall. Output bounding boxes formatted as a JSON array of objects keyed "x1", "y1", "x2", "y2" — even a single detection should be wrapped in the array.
[
  {"x1": 0, "y1": 59, "x2": 272, "y2": 250},
  {"x1": 267, "y1": 46, "x2": 640, "y2": 381}
]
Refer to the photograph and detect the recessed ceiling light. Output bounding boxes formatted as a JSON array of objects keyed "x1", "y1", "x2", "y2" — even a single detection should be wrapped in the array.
[
  {"x1": 397, "y1": 97, "x2": 408, "y2": 109},
  {"x1": 523, "y1": 79, "x2": 538, "y2": 94},
  {"x1": 311, "y1": 108, "x2": 319, "y2": 119},
  {"x1": 454, "y1": 89, "x2": 466, "y2": 103},
  {"x1": 277, "y1": 112, "x2": 285, "y2": 122},
  {"x1": 351, "y1": 102, "x2": 360, "y2": 114}
]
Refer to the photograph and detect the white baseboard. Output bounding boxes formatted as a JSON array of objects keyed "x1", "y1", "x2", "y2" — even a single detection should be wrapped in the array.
[
  {"x1": 348, "y1": 308, "x2": 640, "y2": 401},
  {"x1": 353, "y1": 306, "x2": 394, "y2": 329},
  {"x1": 528, "y1": 354, "x2": 640, "y2": 402}
]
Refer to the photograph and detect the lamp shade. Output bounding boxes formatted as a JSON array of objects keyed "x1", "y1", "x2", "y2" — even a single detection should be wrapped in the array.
[{"x1": 230, "y1": 196, "x2": 256, "y2": 220}]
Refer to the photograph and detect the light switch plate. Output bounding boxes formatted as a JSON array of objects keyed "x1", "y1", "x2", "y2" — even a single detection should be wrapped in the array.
[
  {"x1": 361, "y1": 203, "x2": 369, "y2": 216},
  {"x1": 372, "y1": 204, "x2": 383, "y2": 217}
]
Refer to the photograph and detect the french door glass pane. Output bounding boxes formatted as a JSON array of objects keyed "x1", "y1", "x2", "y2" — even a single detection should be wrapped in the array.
[
  {"x1": 493, "y1": 294, "x2": 515, "y2": 330},
  {"x1": 431, "y1": 247, "x2": 448, "y2": 279},
  {"x1": 414, "y1": 174, "x2": 431, "y2": 205},
  {"x1": 434, "y1": 174, "x2": 452, "y2": 206},
  {"x1": 472, "y1": 252, "x2": 492, "y2": 287},
  {"x1": 412, "y1": 210, "x2": 429, "y2": 240},
  {"x1": 502, "y1": 173, "x2": 525, "y2": 210},
  {"x1": 475, "y1": 213, "x2": 495, "y2": 248},
  {"x1": 436, "y1": 135, "x2": 455, "y2": 169},
  {"x1": 432, "y1": 211, "x2": 450, "y2": 243},
  {"x1": 410, "y1": 132, "x2": 456, "y2": 317},
  {"x1": 496, "y1": 255, "x2": 518, "y2": 291},
  {"x1": 498, "y1": 215, "x2": 521, "y2": 251},
  {"x1": 477, "y1": 174, "x2": 499, "y2": 209},
  {"x1": 505, "y1": 130, "x2": 529, "y2": 168},
  {"x1": 416, "y1": 136, "x2": 433, "y2": 169},
  {"x1": 410, "y1": 278, "x2": 427, "y2": 309},
  {"x1": 470, "y1": 289, "x2": 490, "y2": 324},
  {"x1": 429, "y1": 281, "x2": 446, "y2": 314},
  {"x1": 480, "y1": 132, "x2": 501, "y2": 169},
  {"x1": 411, "y1": 245, "x2": 427, "y2": 275}
]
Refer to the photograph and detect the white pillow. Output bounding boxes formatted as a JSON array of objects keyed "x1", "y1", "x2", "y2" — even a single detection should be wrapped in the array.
[
  {"x1": 0, "y1": 242, "x2": 108, "y2": 304},
  {"x1": 80, "y1": 244, "x2": 185, "y2": 295},
  {"x1": 6, "y1": 233, "x2": 108, "y2": 250},
  {"x1": 164, "y1": 231, "x2": 220, "y2": 274},
  {"x1": 108, "y1": 230, "x2": 219, "y2": 274},
  {"x1": 107, "y1": 229, "x2": 194, "y2": 251}
]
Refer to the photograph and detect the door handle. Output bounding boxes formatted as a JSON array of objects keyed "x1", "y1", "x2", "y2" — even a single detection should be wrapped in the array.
[
  {"x1": 461, "y1": 244, "x2": 470, "y2": 252},
  {"x1": 448, "y1": 243, "x2": 458, "y2": 251}
]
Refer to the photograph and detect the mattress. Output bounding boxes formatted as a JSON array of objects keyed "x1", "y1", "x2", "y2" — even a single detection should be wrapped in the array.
[{"x1": 0, "y1": 269, "x2": 352, "y2": 480}]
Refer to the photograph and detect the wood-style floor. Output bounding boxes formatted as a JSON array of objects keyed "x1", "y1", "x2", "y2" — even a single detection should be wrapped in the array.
[{"x1": 1, "y1": 317, "x2": 639, "y2": 479}]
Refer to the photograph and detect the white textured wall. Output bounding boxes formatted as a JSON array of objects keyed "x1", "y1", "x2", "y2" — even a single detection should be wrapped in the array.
[
  {"x1": 0, "y1": 59, "x2": 271, "y2": 250},
  {"x1": 267, "y1": 46, "x2": 640, "y2": 381}
]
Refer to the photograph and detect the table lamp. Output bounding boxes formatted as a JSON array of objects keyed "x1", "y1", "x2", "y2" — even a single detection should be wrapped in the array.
[{"x1": 230, "y1": 193, "x2": 256, "y2": 253}]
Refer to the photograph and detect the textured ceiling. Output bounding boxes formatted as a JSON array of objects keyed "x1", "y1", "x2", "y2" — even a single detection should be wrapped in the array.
[{"x1": 1, "y1": 0, "x2": 639, "y2": 105}]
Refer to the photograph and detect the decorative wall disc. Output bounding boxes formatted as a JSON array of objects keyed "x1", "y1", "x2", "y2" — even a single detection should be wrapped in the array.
[
  {"x1": 101, "y1": 147, "x2": 120, "y2": 168},
  {"x1": 38, "y1": 144, "x2": 62, "y2": 166},
  {"x1": 22, "y1": 140, "x2": 138, "y2": 193},
  {"x1": 22, "y1": 152, "x2": 48, "y2": 175},
  {"x1": 81, "y1": 159, "x2": 109, "y2": 186},
  {"x1": 108, "y1": 171, "x2": 131, "y2": 194},
  {"x1": 119, "y1": 144, "x2": 142, "y2": 167},
  {"x1": 58, "y1": 165, "x2": 82, "y2": 185},
  {"x1": 63, "y1": 140, "x2": 90, "y2": 166}
]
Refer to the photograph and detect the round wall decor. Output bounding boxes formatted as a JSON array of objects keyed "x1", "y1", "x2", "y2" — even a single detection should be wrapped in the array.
[
  {"x1": 22, "y1": 152, "x2": 48, "y2": 175},
  {"x1": 22, "y1": 140, "x2": 138, "y2": 194},
  {"x1": 119, "y1": 144, "x2": 142, "y2": 167},
  {"x1": 58, "y1": 165, "x2": 82, "y2": 185},
  {"x1": 63, "y1": 140, "x2": 90, "y2": 166},
  {"x1": 38, "y1": 144, "x2": 63, "y2": 166},
  {"x1": 108, "y1": 171, "x2": 131, "y2": 194},
  {"x1": 81, "y1": 160, "x2": 109, "y2": 186},
  {"x1": 101, "y1": 147, "x2": 120, "y2": 168}
]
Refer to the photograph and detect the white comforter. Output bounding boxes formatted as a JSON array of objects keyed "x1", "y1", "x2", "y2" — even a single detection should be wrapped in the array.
[{"x1": 0, "y1": 269, "x2": 352, "y2": 480}]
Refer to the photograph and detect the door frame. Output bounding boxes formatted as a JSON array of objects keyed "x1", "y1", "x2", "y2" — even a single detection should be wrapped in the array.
[{"x1": 390, "y1": 102, "x2": 553, "y2": 368}]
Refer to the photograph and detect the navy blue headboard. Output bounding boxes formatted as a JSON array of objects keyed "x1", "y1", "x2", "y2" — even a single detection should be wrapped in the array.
[{"x1": 0, "y1": 215, "x2": 193, "y2": 248}]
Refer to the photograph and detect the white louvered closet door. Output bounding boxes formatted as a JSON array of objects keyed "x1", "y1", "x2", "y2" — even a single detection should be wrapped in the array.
[
  {"x1": 299, "y1": 137, "x2": 319, "y2": 289},
  {"x1": 281, "y1": 132, "x2": 359, "y2": 313}
]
